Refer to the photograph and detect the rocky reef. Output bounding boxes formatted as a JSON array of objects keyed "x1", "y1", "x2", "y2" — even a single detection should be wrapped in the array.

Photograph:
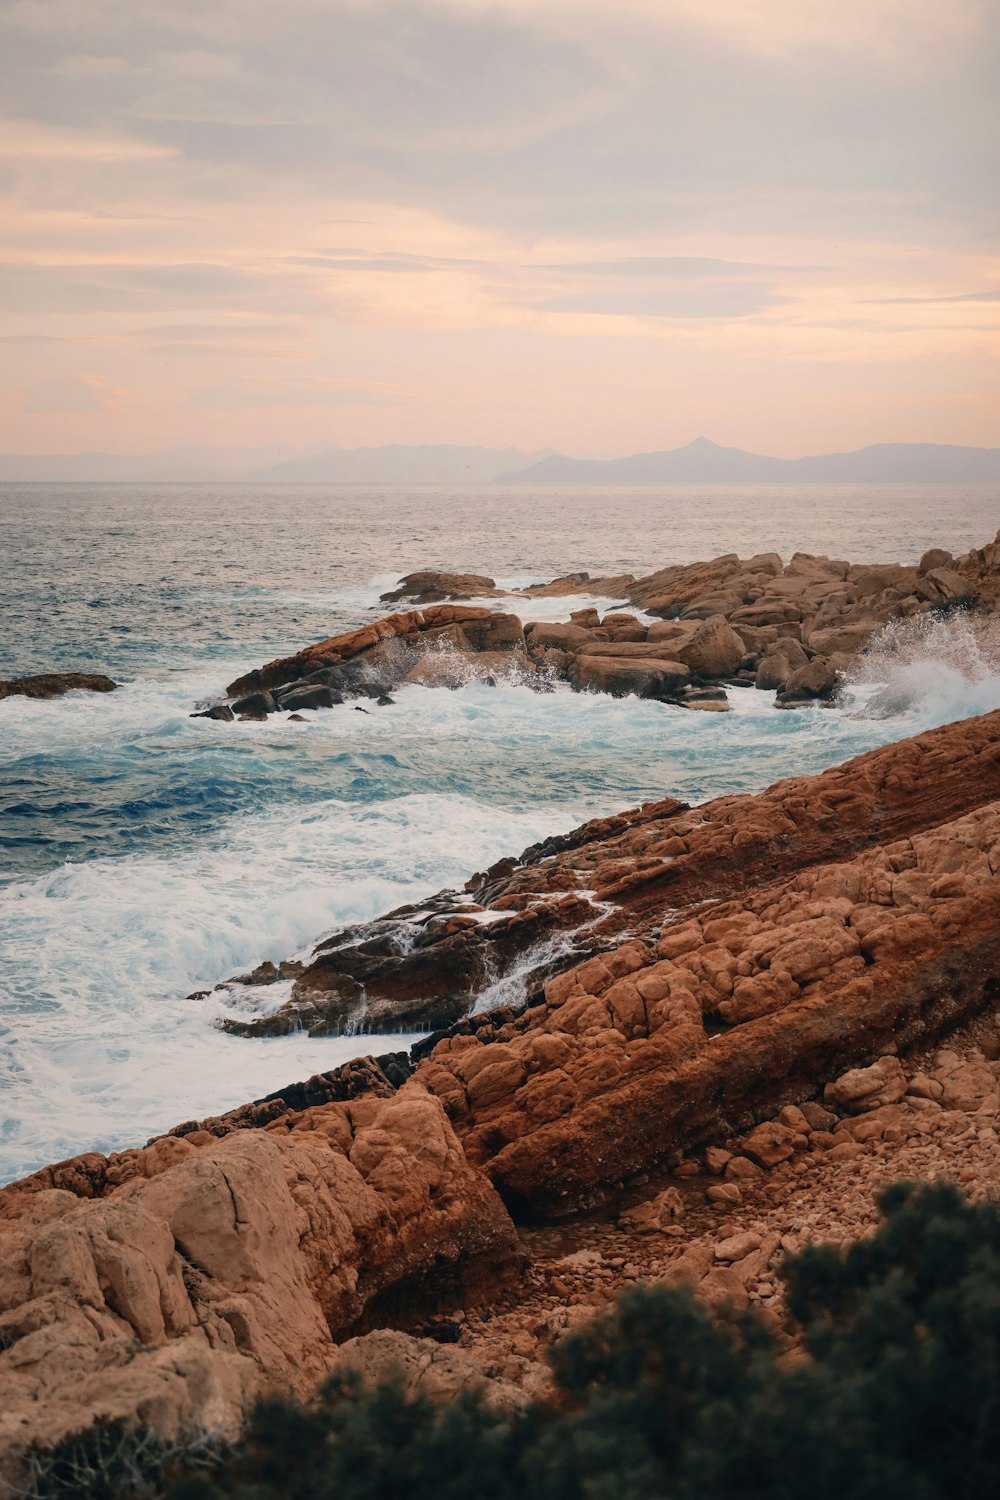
[
  {"x1": 196, "y1": 531, "x2": 1000, "y2": 721},
  {"x1": 0, "y1": 671, "x2": 118, "y2": 701},
  {"x1": 3, "y1": 705, "x2": 1000, "y2": 1475}
]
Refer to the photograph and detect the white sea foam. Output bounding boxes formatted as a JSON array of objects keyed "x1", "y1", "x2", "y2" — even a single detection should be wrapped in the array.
[
  {"x1": 4, "y1": 622, "x2": 999, "y2": 1182},
  {"x1": 0, "y1": 790, "x2": 578, "y2": 1181},
  {"x1": 840, "y1": 612, "x2": 1000, "y2": 724}
]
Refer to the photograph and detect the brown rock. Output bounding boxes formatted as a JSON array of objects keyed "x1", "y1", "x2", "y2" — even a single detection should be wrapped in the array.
[
  {"x1": 619, "y1": 1187, "x2": 684, "y2": 1232},
  {"x1": 825, "y1": 1056, "x2": 907, "y2": 1114},
  {"x1": 569, "y1": 656, "x2": 690, "y2": 699},
  {"x1": 0, "y1": 672, "x2": 118, "y2": 701},
  {"x1": 380, "y1": 572, "x2": 499, "y2": 604},
  {"x1": 740, "y1": 1122, "x2": 797, "y2": 1168},
  {"x1": 677, "y1": 615, "x2": 745, "y2": 678},
  {"x1": 0, "y1": 1089, "x2": 519, "y2": 1461}
]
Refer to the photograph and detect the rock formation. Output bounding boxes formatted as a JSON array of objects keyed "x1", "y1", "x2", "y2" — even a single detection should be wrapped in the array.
[
  {"x1": 5, "y1": 635, "x2": 1000, "y2": 1478},
  {"x1": 0, "y1": 1090, "x2": 519, "y2": 1459},
  {"x1": 206, "y1": 531, "x2": 1000, "y2": 720},
  {"x1": 0, "y1": 671, "x2": 118, "y2": 702},
  {"x1": 212, "y1": 708, "x2": 1000, "y2": 1040}
]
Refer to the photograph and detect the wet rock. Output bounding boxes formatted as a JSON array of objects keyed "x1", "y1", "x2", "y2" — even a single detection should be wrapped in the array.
[
  {"x1": 275, "y1": 684, "x2": 338, "y2": 712},
  {"x1": 232, "y1": 689, "x2": 277, "y2": 716},
  {"x1": 680, "y1": 686, "x2": 730, "y2": 711},
  {"x1": 775, "y1": 656, "x2": 839, "y2": 706},
  {"x1": 570, "y1": 655, "x2": 690, "y2": 699},
  {"x1": 191, "y1": 704, "x2": 235, "y2": 722},
  {"x1": 0, "y1": 671, "x2": 118, "y2": 701},
  {"x1": 380, "y1": 571, "x2": 499, "y2": 604}
]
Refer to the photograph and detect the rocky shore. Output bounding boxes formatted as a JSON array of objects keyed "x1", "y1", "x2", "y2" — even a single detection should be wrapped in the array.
[
  {"x1": 3, "y1": 704, "x2": 1000, "y2": 1475},
  {"x1": 196, "y1": 531, "x2": 1000, "y2": 720}
]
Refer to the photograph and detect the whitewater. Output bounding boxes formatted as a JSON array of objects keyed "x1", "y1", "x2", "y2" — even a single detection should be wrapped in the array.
[{"x1": 2, "y1": 481, "x2": 999, "y2": 1181}]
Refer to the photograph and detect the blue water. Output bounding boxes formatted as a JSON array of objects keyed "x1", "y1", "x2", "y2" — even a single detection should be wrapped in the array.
[{"x1": 1, "y1": 481, "x2": 998, "y2": 1181}]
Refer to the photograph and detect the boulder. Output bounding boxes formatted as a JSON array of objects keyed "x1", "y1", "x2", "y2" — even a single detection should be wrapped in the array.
[
  {"x1": 824, "y1": 1056, "x2": 908, "y2": 1114},
  {"x1": 677, "y1": 615, "x2": 745, "y2": 678},
  {"x1": 803, "y1": 621, "x2": 874, "y2": 657},
  {"x1": 191, "y1": 704, "x2": 236, "y2": 722},
  {"x1": 738, "y1": 1121, "x2": 796, "y2": 1168},
  {"x1": 380, "y1": 572, "x2": 499, "y2": 604},
  {"x1": 276, "y1": 684, "x2": 339, "y2": 712},
  {"x1": 680, "y1": 687, "x2": 730, "y2": 712},
  {"x1": 0, "y1": 1091, "x2": 520, "y2": 1462},
  {"x1": 619, "y1": 1186, "x2": 684, "y2": 1232},
  {"x1": 570, "y1": 656, "x2": 690, "y2": 699},
  {"x1": 775, "y1": 656, "x2": 839, "y2": 705},
  {"x1": 526, "y1": 622, "x2": 599, "y2": 653},
  {"x1": 231, "y1": 689, "x2": 277, "y2": 715},
  {"x1": 919, "y1": 548, "x2": 953, "y2": 574}
]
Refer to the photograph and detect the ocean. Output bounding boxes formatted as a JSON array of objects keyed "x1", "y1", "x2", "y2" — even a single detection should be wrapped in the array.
[{"x1": 1, "y1": 480, "x2": 999, "y2": 1182}]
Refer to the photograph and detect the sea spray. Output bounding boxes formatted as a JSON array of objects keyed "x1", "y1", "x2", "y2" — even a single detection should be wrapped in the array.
[
  {"x1": 7, "y1": 623, "x2": 1000, "y2": 1179},
  {"x1": 841, "y1": 611, "x2": 1000, "y2": 722}
]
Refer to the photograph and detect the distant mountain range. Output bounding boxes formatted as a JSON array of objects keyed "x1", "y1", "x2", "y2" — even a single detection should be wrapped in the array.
[
  {"x1": 499, "y1": 437, "x2": 1000, "y2": 483},
  {"x1": 0, "y1": 437, "x2": 997, "y2": 485},
  {"x1": 0, "y1": 444, "x2": 551, "y2": 484}
]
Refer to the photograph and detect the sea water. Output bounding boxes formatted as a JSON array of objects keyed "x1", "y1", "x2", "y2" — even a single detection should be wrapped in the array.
[{"x1": 1, "y1": 481, "x2": 998, "y2": 1181}]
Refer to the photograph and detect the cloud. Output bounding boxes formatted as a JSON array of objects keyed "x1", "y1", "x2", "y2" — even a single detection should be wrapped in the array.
[
  {"x1": 0, "y1": 0, "x2": 994, "y2": 241},
  {"x1": 0, "y1": 262, "x2": 320, "y2": 315},
  {"x1": 534, "y1": 283, "x2": 790, "y2": 320},
  {"x1": 23, "y1": 373, "x2": 120, "y2": 412},
  {"x1": 865, "y1": 289, "x2": 1000, "y2": 305},
  {"x1": 0, "y1": 119, "x2": 175, "y2": 161}
]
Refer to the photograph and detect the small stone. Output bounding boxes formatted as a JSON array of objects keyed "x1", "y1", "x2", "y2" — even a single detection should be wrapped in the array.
[
  {"x1": 715, "y1": 1231, "x2": 762, "y2": 1263},
  {"x1": 706, "y1": 1183, "x2": 742, "y2": 1205},
  {"x1": 725, "y1": 1157, "x2": 763, "y2": 1182},
  {"x1": 740, "y1": 1121, "x2": 797, "y2": 1168}
]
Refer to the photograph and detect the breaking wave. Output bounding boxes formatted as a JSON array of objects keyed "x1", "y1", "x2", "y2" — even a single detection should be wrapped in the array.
[{"x1": 841, "y1": 611, "x2": 1000, "y2": 723}]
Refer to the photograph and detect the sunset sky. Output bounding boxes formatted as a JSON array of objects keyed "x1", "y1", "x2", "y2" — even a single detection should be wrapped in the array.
[{"x1": 0, "y1": 0, "x2": 997, "y2": 457}]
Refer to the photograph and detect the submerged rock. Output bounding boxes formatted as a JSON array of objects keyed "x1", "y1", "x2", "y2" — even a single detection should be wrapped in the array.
[{"x1": 0, "y1": 671, "x2": 117, "y2": 701}]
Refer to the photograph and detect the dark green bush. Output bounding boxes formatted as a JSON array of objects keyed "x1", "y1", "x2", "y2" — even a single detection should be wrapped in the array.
[{"x1": 19, "y1": 1182, "x2": 1000, "y2": 1500}]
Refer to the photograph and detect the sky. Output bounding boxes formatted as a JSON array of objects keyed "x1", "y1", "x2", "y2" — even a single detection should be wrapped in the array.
[{"x1": 0, "y1": 0, "x2": 997, "y2": 457}]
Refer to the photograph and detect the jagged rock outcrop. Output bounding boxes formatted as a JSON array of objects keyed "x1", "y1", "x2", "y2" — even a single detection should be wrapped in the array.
[
  {"x1": 225, "y1": 605, "x2": 527, "y2": 704},
  {"x1": 420, "y1": 794, "x2": 1000, "y2": 1212},
  {"x1": 0, "y1": 671, "x2": 118, "y2": 701},
  {"x1": 5, "y1": 708, "x2": 1000, "y2": 1470},
  {"x1": 215, "y1": 710, "x2": 1000, "y2": 1039},
  {"x1": 0, "y1": 1090, "x2": 519, "y2": 1461},
  {"x1": 208, "y1": 530, "x2": 1000, "y2": 720}
]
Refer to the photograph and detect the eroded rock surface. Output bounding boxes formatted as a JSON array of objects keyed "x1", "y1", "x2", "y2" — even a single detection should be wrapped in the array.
[
  {"x1": 5, "y1": 706, "x2": 1000, "y2": 1475},
  {"x1": 217, "y1": 709, "x2": 1000, "y2": 1039},
  {"x1": 0, "y1": 1090, "x2": 519, "y2": 1459}
]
